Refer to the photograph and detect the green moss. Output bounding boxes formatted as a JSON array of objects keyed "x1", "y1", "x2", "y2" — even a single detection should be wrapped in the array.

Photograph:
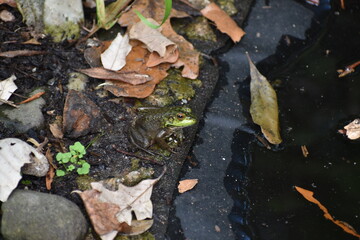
[
  {"x1": 145, "y1": 69, "x2": 202, "y2": 107},
  {"x1": 185, "y1": 17, "x2": 216, "y2": 42},
  {"x1": 115, "y1": 232, "x2": 155, "y2": 240},
  {"x1": 44, "y1": 21, "x2": 81, "y2": 42},
  {"x1": 216, "y1": 0, "x2": 238, "y2": 16},
  {"x1": 76, "y1": 175, "x2": 95, "y2": 191}
]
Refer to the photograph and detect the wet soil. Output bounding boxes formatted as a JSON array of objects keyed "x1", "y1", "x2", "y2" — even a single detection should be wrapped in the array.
[{"x1": 0, "y1": 1, "x2": 253, "y2": 239}]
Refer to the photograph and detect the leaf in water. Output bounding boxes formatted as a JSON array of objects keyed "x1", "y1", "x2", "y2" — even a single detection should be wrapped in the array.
[
  {"x1": 341, "y1": 119, "x2": 360, "y2": 140},
  {"x1": 101, "y1": 33, "x2": 132, "y2": 71},
  {"x1": 295, "y1": 186, "x2": 360, "y2": 238},
  {"x1": 247, "y1": 53, "x2": 282, "y2": 144},
  {"x1": 200, "y1": 2, "x2": 245, "y2": 43},
  {"x1": 0, "y1": 74, "x2": 17, "y2": 105}
]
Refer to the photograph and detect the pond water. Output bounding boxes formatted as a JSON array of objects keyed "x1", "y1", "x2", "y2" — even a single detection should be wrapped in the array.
[{"x1": 169, "y1": 0, "x2": 360, "y2": 239}]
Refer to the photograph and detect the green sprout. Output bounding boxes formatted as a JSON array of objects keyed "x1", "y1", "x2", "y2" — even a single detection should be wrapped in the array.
[
  {"x1": 55, "y1": 142, "x2": 90, "y2": 176},
  {"x1": 134, "y1": 0, "x2": 172, "y2": 29}
]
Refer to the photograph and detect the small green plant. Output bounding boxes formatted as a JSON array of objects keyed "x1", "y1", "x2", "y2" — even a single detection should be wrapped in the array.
[{"x1": 56, "y1": 142, "x2": 90, "y2": 176}]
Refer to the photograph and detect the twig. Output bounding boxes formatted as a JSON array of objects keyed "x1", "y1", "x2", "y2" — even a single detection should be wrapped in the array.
[
  {"x1": 112, "y1": 145, "x2": 164, "y2": 165},
  {"x1": 0, "y1": 98, "x2": 18, "y2": 108}
]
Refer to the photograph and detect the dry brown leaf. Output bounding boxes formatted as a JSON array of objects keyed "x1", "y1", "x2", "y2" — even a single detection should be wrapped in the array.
[
  {"x1": 77, "y1": 189, "x2": 129, "y2": 236},
  {"x1": 129, "y1": 19, "x2": 176, "y2": 57},
  {"x1": 104, "y1": 41, "x2": 170, "y2": 98},
  {"x1": 22, "y1": 38, "x2": 41, "y2": 45},
  {"x1": 17, "y1": 91, "x2": 45, "y2": 104},
  {"x1": 49, "y1": 118, "x2": 64, "y2": 139},
  {"x1": 147, "y1": 44, "x2": 179, "y2": 67},
  {"x1": 78, "y1": 67, "x2": 152, "y2": 85},
  {"x1": 45, "y1": 165, "x2": 55, "y2": 190},
  {"x1": 161, "y1": 20, "x2": 199, "y2": 79},
  {"x1": 295, "y1": 186, "x2": 360, "y2": 238},
  {"x1": 201, "y1": 2, "x2": 245, "y2": 43},
  {"x1": 178, "y1": 179, "x2": 198, "y2": 193},
  {"x1": 0, "y1": 50, "x2": 47, "y2": 58},
  {"x1": 118, "y1": 0, "x2": 188, "y2": 28},
  {"x1": 0, "y1": 0, "x2": 16, "y2": 7}
]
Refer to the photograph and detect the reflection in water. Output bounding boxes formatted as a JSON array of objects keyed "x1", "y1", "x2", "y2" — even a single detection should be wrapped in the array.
[{"x1": 225, "y1": 1, "x2": 360, "y2": 239}]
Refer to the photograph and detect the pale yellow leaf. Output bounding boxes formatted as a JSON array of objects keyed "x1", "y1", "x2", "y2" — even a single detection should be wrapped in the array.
[{"x1": 101, "y1": 33, "x2": 132, "y2": 71}]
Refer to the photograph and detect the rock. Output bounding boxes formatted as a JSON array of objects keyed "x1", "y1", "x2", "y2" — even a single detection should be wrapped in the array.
[
  {"x1": 1, "y1": 190, "x2": 88, "y2": 240},
  {"x1": 2, "y1": 89, "x2": 45, "y2": 133},
  {"x1": 63, "y1": 90, "x2": 102, "y2": 138}
]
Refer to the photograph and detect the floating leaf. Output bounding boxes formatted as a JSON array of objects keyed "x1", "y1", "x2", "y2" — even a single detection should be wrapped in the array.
[
  {"x1": 295, "y1": 186, "x2": 360, "y2": 238},
  {"x1": 341, "y1": 119, "x2": 360, "y2": 140},
  {"x1": 101, "y1": 33, "x2": 132, "y2": 71},
  {"x1": 247, "y1": 53, "x2": 282, "y2": 144}
]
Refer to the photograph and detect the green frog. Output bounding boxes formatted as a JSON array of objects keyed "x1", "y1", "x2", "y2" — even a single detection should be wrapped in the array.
[{"x1": 129, "y1": 106, "x2": 197, "y2": 155}]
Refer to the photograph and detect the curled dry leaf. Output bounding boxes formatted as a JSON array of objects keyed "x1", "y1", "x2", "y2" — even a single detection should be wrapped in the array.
[
  {"x1": 104, "y1": 41, "x2": 170, "y2": 98},
  {"x1": 178, "y1": 179, "x2": 198, "y2": 193},
  {"x1": 78, "y1": 67, "x2": 152, "y2": 85},
  {"x1": 147, "y1": 44, "x2": 179, "y2": 67},
  {"x1": 101, "y1": 33, "x2": 132, "y2": 71},
  {"x1": 0, "y1": 74, "x2": 17, "y2": 105},
  {"x1": 129, "y1": 19, "x2": 176, "y2": 58},
  {"x1": 161, "y1": 20, "x2": 199, "y2": 79},
  {"x1": 0, "y1": 138, "x2": 48, "y2": 202},
  {"x1": 295, "y1": 186, "x2": 360, "y2": 238},
  {"x1": 247, "y1": 53, "x2": 282, "y2": 145},
  {"x1": 201, "y1": 2, "x2": 245, "y2": 43},
  {"x1": 0, "y1": 50, "x2": 47, "y2": 58},
  {"x1": 341, "y1": 119, "x2": 360, "y2": 140}
]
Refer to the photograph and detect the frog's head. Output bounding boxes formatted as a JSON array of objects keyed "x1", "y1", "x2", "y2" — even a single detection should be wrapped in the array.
[{"x1": 164, "y1": 106, "x2": 196, "y2": 128}]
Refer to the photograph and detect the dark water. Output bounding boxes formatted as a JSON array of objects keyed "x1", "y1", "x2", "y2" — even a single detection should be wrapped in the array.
[{"x1": 227, "y1": 2, "x2": 360, "y2": 240}]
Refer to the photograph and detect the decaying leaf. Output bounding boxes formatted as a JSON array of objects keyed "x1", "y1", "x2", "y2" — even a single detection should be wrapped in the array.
[
  {"x1": 101, "y1": 33, "x2": 132, "y2": 71},
  {"x1": 76, "y1": 170, "x2": 164, "y2": 239},
  {"x1": 161, "y1": 20, "x2": 200, "y2": 79},
  {"x1": 0, "y1": 74, "x2": 17, "y2": 105},
  {"x1": 0, "y1": 138, "x2": 48, "y2": 202},
  {"x1": 341, "y1": 119, "x2": 360, "y2": 140},
  {"x1": 49, "y1": 116, "x2": 64, "y2": 139},
  {"x1": 201, "y1": 2, "x2": 245, "y2": 43},
  {"x1": 0, "y1": 50, "x2": 47, "y2": 58},
  {"x1": 129, "y1": 19, "x2": 176, "y2": 57},
  {"x1": 295, "y1": 186, "x2": 360, "y2": 238},
  {"x1": 178, "y1": 179, "x2": 198, "y2": 193},
  {"x1": 147, "y1": 44, "x2": 179, "y2": 67},
  {"x1": 45, "y1": 148, "x2": 55, "y2": 190},
  {"x1": 247, "y1": 53, "x2": 282, "y2": 144},
  {"x1": 104, "y1": 41, "x2": 170, "y2": 98},
  {"x1": 78, "y1": 67, "x2": 152, "y2": 85}
]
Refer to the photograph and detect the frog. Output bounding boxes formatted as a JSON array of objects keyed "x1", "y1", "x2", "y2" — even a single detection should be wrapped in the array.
[{"x1": 128, "y1": 106, "x2": 197, "y2": 155}]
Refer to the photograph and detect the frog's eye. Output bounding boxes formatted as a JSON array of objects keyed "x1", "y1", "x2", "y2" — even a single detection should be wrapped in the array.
[{"x1": 177, "y1": 113, "x2": 185, "y2": 120}]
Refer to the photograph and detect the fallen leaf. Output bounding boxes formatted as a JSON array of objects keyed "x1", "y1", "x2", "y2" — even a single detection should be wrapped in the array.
[
  {"x1": 129, "y1": 19, "x2": 176, "y2": 57},
  {"x1": 104, "y1": 41, "x2": 170, "y2": 98},
  {"x1": 101, "y1": 33, "x2": 132, "y2": 71},
  {"x1": 76, "y1": 189, "x2": 129, "y2": 236},
  {"x1": 22, "y1": 38, "x2": 41, "y2": 45},
  {"x1": 118, "y1": 0, "x2": 188, "y2": 28},
  {"x1": 0, "y1": 138, "x2": 48, "y2": 202},
  {"x1": 247, "y1": 53, "x2": 282, "y2": 144},
  {"x1": 295, "y1": 186, "x2": 360, "y2": 238},
  {"x1": 147, "y1": 44, "x2": 179, "y2": 67},
  {"x1": 49, "y1": 116, "x2": 64, "y2": 139},
  {"x1": 0, "y1": 0, "x2": 16, "y2": 7},
  {"x1": 341, "y1": 119, "x2": 360, "y2": 140},
  {"x1": 45, "y1": 149, "x2": 55, "y2": 191},
  {"x1": 161, "y1": 20, "x2": 200, "y2": 79},
  {"x1": 0, "y1": 9, "x2": 15, "y2": 22},
  {"x1": 17, "y1": 91, "x2": 45, "y2": 104},
  {"x1": 201, "y1": 2, "x2": 245, "y2": 43},
  {"x1": 337, "y1": 60, "x2": 360, "y2": 77},
  {"x1": 178, "y1": 179, "x2": 198, "y2": 193},
  {"x1": 0, "y1": 74, "x2": 17, "y2": 105},
  {"x1": 78, "y1": 67, "x2": 152, "y2": 85},
  {"x1": 0, "y1": 50, "x2": 47, "y2": 58}
]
